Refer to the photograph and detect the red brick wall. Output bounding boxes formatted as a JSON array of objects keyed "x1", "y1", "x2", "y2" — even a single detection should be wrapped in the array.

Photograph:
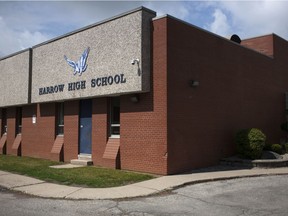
[
  {"x1": 91, "y1": 97, "x2": 115, "y2": 167},
  {"x1": 120, "y1": 18, "x2": 168, "y2": 175},
  {"x1": 6, "y1": 107, "x2": 16, "y2": 155},
  {"x1": 165, "y1": 17, "x2": 287, "y2": 174},
  {"x1": 22, "y1": 104, "x2": 56, "y2": 160},
  {"x1": 4, "y1": 17, "x2": 288, "y2": 176},
  {"x1": 19, "y1": 100, "x2": 83, "y2": 163},
  {"x1": 63, "y1": 100, "x2": 79, "y2": 162},
  {"x1": 242, "y1": 35, "x2": 274, "y2": 57},
  {"x1": 273, "y1": 34, "x2": 288, "y2": 61}
]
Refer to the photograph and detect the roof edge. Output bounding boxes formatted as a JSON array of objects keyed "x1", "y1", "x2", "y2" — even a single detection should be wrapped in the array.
[
  {"x1": 0, "y1": 7, "x2": 156, "y2": 60},
  {"x1": 153, "y1": 14, "x2": 274, "y2": 59},
  {"x1": 0, "y1": 48, "x2": 31, "y2": 61},
  {"x1": 32, "y1": 6, "x2": 156, "y2": 49}
]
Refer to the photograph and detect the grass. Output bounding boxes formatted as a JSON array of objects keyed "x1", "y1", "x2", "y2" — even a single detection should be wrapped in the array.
[{"x1": 0, "y1": 155, "x2": 154, "y2": 188}]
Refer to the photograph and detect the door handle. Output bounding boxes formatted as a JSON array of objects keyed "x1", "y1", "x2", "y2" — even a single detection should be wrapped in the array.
[{"x1": 80, "y1": 125, "x2": 84, "y2": 128}]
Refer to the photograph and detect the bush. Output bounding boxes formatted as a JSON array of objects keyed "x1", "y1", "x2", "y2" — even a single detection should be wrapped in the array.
[
  {"x1": 271, "y1": 144, "x2": 282, "y2": 154},
  {"x1": 235, "y1": 128, "x2": 266, "y2": 159}
]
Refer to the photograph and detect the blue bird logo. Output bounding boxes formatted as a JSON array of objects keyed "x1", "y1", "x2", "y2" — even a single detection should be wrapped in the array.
[{"x1": 64, "y1": 47, "x2": 90, "y2": 76}]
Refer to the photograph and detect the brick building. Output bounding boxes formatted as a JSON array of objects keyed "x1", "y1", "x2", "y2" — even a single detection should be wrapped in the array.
[{"x1": 1, "y1": 7, "x2": 288, "y2": 175}]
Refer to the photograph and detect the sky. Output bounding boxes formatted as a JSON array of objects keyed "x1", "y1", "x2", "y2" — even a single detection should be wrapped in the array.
[{"x1": 0, "y1": 0, "x2": 288, "y2": 58}]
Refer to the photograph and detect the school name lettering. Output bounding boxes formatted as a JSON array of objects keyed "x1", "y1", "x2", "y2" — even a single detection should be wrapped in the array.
[{"x1": 38, "y1": 73, "x2": 126, "y2": 95}]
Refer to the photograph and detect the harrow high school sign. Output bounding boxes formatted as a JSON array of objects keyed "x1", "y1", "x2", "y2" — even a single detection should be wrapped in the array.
[
  {"x1": 31, "y1": 9, "x2": 154, "y2": 103},
  {"x1": 38, "y1": 47, "x2": 127, "y2": 96}
]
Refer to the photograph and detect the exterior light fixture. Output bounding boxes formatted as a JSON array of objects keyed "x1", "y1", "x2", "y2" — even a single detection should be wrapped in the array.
[
  {"x1": 130, "y1": 94, "x2": 139, "y2": 103},
  {"x1": 189, "y1": 80, "x2": 200, "y2": 87},
  {"x1": 131, "y1": 59, "x2": 141, "y2": 76},
  {"x1": 32, "y1": 114, "x2": 37, "y2": 124},
  {"x1": 131, "y1": 59, "x2": 139, "y2": 65}
]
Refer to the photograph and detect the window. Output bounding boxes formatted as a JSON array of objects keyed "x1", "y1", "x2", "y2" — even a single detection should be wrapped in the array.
[
  {"x1": 16, "y1": 107, "x2": 22, "y2": 134},
  {"x1": 1, "y1": 109, "x2": 7, "y2": 135},
  {"x1": 57, "y1": 103, "x2": 64, "y2": 135},
  {"x1": 110, "y1": 97, "x2": 120, "y2": 138}
]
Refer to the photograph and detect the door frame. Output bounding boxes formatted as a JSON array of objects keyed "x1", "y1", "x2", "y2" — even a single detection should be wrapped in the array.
[{"x1": 78, "y1": 99, "x2": 92, "y2": 155}]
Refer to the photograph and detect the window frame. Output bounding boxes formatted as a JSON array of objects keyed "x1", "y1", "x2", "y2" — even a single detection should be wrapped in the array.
[
  {"x1": 15, "y1": 107, "x2": 22, "y2": 135},
  {"x1": 1, "y1": 108, "x2": 7, "y2": 135},
  {"x1": 109, "y1": 97, "x2": 120, "y2": 138},
  {"x1": 57, "y1": 103, "x2": 64, "y2": 135}
]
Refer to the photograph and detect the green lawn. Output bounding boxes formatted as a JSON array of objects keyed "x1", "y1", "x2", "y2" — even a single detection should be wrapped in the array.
[{"x1": 0, "y1": 155, "x2": 154, "y2": 188}]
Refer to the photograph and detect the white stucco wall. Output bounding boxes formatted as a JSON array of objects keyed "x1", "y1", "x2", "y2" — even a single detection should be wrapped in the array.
[
  {"x1": 0, "y1": 50, "x2": 30, "y2": 107},
  {"x1": 31, "y1": 8, "x2": 155, "y2": 103}
]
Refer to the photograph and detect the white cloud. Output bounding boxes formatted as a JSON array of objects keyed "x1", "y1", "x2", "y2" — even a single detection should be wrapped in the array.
[
  {"x1": 1, "y1": 1, "x2": 288, "y2": 58},
  {"x1": 18, "y1": 30, "x2": 50, "y2": 50},
  {"x1": 0, "y1": 16, "x2": 50, "y2": 57},
  {"x1": 201, "y1": 1, "x2": 288, "y2": 40},
  {"x1": 143, "y1": 1, "x2": 189, "y2": 20},
  {"x1": 0, "y1": 1, "x2": 144, "y2": 57},
  {"x1": 206, "y1": 8, "x2": 231, "y2": 37},
  {"x1": 0, "y1": 16, "x2": 14, "y2": 55},
  {"x1": 0, "y1": 1, "x2": 192, "y2": 57}
]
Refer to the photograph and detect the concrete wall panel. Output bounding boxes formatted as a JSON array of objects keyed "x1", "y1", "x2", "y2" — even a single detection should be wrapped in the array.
[
  {"x1": 0, "y1": 50, "x2": 30, "y2": 107},
  {"x1": 31, "y1": 8, "x2": 155, "y2": 103}
]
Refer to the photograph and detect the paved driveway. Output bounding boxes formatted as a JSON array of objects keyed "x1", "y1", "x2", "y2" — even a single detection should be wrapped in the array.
[{"x1": 1, "y1": 175, "x2": 287, "y2": 216}]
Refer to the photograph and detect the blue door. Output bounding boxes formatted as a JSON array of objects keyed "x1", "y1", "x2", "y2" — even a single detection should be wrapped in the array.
[{"x1": 79, "y1": 99, "x2": 92, "y2": 154}]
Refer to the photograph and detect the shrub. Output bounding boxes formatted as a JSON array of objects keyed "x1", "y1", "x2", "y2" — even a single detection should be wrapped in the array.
[
  {"x1": 271, "y1": 144, "x2": 282, "y2": 154},
  {"x1": 235, "y1": 128, "x2": 266, "y2": 159}
]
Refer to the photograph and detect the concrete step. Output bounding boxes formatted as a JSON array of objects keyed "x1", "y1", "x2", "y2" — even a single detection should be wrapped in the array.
[
  {"x1": 70, "y1": 159, "x2": 93, "y2": 166},
  {"x1": 78, "y1": 154, "x2": 92, "y2": 160}
]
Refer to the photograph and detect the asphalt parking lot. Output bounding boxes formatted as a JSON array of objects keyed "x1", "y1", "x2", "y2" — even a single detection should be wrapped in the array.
[{"x1": 1, "y1": 175, "x2": 288, "y2": 216}]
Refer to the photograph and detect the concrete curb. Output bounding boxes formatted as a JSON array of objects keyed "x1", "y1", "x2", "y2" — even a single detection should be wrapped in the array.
[
  {"x1": 1, "y1": 167, "x2": 288, "y2": 200},
  {"x1": 220, "y1": 153, "x2": 288, "y2": 168}
]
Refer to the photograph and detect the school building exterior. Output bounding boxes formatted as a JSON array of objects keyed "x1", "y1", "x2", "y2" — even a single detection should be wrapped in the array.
[{"x1": 0, "y1": 7, "x2": 288, "y2": 175}]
